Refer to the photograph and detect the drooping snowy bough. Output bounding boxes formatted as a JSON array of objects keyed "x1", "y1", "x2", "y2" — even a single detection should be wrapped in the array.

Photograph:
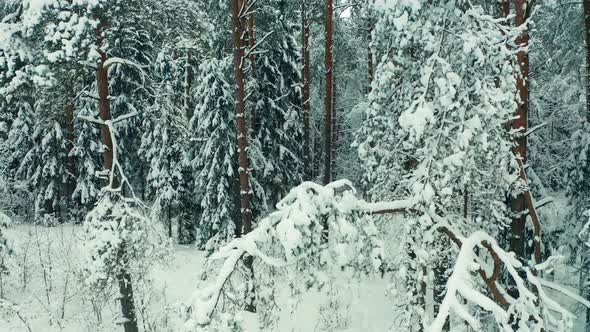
[{"x1": 186, "y1": 181, "x2": 589, "y2": 331}]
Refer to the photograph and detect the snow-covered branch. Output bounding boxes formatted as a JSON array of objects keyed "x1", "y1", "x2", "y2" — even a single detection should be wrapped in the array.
[{"x1": 188, "y1": 181, "x2": 582, "y2": 330}]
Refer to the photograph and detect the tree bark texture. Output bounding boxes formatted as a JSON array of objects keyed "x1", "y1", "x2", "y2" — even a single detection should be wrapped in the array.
[
  {"x1": 509, "y1": 0, "x2": 529, "y2": 295},
  {"x1": 230, "y1": 0, "x2": 253, "y2": 236},
  {"x1": 323, "y1": 0, "x2": 333, "y2": 185},
  {"x1": 95, "y1": 23, "x2": 116, "y2": 187}
]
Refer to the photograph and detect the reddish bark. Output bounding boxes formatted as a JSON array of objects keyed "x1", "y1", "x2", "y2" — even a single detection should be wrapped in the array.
[
  {"x1": 500, "y1": 0, "x2": 509, "y2": 18},
  {"x1": 302, "y1": 0, "x2": 311, "y2": 180},
  {"x1": 324, "y1": 0, "x2": 333, "y2": 185},
  {"x1": 94, "y1": 18, "x2": 138, "y2": 332},
  {"x1": 230, "y1": 0, "x2": 253, "y2": 235},
  {"x1": 509, "y1": 0, "x2": 529, "y2": 264},
  {"x1": 95, "y1": 23, "x2": 116, "y2": 187}
]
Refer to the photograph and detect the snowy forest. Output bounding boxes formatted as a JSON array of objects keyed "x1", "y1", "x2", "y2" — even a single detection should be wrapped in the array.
[{"x1": 0, "y1": 0, "x2": 590, "y2": 331}]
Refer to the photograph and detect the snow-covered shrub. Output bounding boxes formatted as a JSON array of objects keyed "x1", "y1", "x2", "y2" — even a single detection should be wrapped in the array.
[{"x1": 83, "y1": 193, "x2": 171, "y2": 289}]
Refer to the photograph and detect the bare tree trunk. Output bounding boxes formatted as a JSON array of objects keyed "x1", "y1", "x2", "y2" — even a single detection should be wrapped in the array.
[
  {"x1": 116, "y1": 264, "x2": 137, "y2": 332},
  {"x1": 509, "y1": 0, "x2": 529, "y2": 298},
  {"x1": 231, "y1": 0, "x2": 256, "y2": 312},
  {"x1": 302, "y1": 0, "x2": 311, "y2": 180},
  {"x1": 65, "y1": 103, "x2": 75, "y2": 207},
  {"x1": 231, "y1": 0, "x2": 253, "y2": 236},
  {"x1": 323, "y1": 0, "x2": 333, "y2": 185},
  {"x1": 95, "y1": 19, "x2": 138, "y2": 332}
]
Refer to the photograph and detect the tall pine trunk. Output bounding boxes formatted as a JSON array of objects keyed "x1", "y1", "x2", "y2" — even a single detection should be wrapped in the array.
[
  {"x1": 324, "y1": 0, "x2": 333, "y2": 185},
  {"x1": 302, "y1": 0, "x2": 311, "y2": 180},
  {"x1": 230, "y1": 0, "x2": 252, "y2": 236},
  {"x1": 231, "y1": 0, "x2": 256, "y2": 312},
  {"x1": 95, "y1": 20, "x2": 138, "y2": 332},
  {"x1": 509, "y1": 0, "x2": 529, "y2": 301}
]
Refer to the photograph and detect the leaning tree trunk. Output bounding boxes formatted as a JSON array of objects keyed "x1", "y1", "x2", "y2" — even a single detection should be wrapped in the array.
[
  {"x1": 509, "y1": 0, "x2": 529, "y2": 298},
  {"x1": 302, "y1": 0, "x2": 311, "y2": 180},
  {"x1": 95, "y1": 19, "x2": 138, "y2": 332},
  {"x1": 323, "y1": 0, "x2": 333, "y2": 185}
]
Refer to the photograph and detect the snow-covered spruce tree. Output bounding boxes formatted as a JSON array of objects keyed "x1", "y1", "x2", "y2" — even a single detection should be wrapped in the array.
[
  {"x1": 250, "y1": 0, "x2": 303, "y2": 208},
  {"x1": 356, "y1": 1, "x2": 521, "y2": 329},
  {"x1": 190, "y1": 57, "x2": 239, "y2": 249},
  {"x1": 71, "y1": 103, "x2": 102, "y2": 215},
  {"x1": 140, "y1": 47, "x2": 195, "y2": 243},
  {"x1": 0, "y1": 1, "x2": 58, "y2": 222},
  {"x1": 138, "y1": 1, "x2": 208, "y2": 244},
  {"x1": 21, "y1": 113, "x2": 69, "y2": 224}
]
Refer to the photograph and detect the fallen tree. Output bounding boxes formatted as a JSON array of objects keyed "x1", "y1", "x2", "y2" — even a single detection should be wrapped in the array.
[{"x1": 186, "y1": 181, "x2": 589, "y2": 331}]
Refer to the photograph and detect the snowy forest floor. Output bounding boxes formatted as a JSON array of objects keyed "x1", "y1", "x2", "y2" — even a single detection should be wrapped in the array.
[
  {"x1": 0, "y1": 224, "x2": 396, "y2": 332},
  {"x1": 0, "y1": 192, "x2": 588, "y2": 331}
]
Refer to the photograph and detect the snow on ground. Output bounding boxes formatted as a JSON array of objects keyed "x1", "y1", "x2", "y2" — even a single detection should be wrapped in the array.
[
  {"x1": 0, "y1": 224, "x2": 398, "y2": 332},
  {"x1": 0, "y1": 192, "x2": 587, "y2": 332}
]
